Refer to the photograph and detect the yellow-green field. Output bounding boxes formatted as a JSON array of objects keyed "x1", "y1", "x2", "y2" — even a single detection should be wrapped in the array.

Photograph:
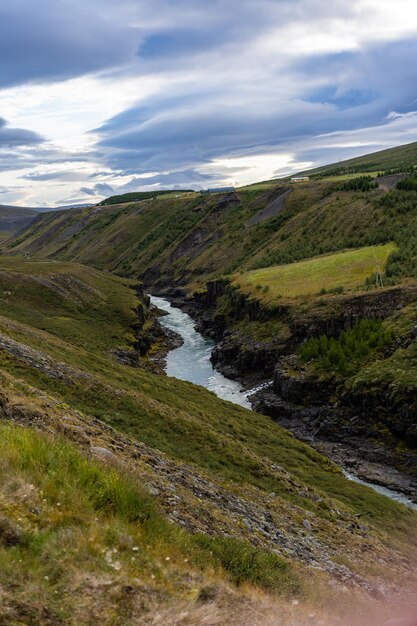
[
  {"x1": 232, "y1": 243, "x2": 396, "y2": 301},
  {"x1": 318, "y1": 171, "x2": 380, "y2": 182}
]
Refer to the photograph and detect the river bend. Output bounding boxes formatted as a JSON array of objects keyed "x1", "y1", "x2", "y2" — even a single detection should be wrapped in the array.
[{"x1": 151, "y1": 295, "x2": 417, "y2": 511}]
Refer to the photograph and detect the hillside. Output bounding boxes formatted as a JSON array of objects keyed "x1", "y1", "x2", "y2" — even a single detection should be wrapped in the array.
[
  {"x1": 0, "y1": 422, "x2": 304, "y2": 625},
  {"x1": 0, "y1": 179, "x2": 396, "y2": 288},
  {"x1": 0, "y1": 257, "x2": 416, "y2": 622},
  {"x1": 0, "y1": 144, "x2": 417, "y2": 621},
  {"x1": 0, "y1": 205, "x2": 38, "y2": 242},
  {"x1": 296, "y1": 140, "x2": 417, "y2": 178},
  {"x1": 231, "y1": 243, "x2": 396, "y2": 300}
]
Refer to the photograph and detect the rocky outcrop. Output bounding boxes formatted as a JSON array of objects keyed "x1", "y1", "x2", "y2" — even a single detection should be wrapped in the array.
[
  {"x1": 273, "y1": 357, "x2": 335, "y2": 405},
  {"x1": 250, "y1": 386, "x2": 417, "y2": 499},
  {"x1": 289, "y1": 284, "x2": 417, "y2": 341},
  {"x1": 341, "y1": 385, "x2": 417, "y2": 446},
  {"x1": 211, "y1": 333, "x2": 285, "y2": 378},
  {"x1": 113, "y1": 282, "x2": 184, "y2": 369},
  {"x1": 246, "y1": 187, "x2": 292, "y2": 226},
  {"x1": 195, "y1": 283, "x2": 417, "y2": 379},
  {"x1": 169, "y1": 227, "x2": 223, "y2": 264},
  {"x1": 204, "y1": 282, "x2": 417, "y2": 332},
  {"x1": 205, "y1": 279, "x2": 278, "y2": 320}
]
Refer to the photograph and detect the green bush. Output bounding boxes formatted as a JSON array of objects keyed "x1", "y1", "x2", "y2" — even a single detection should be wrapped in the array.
[
  {"x1": 299, "y1": 319, "x2": 395, "y2": 376},
  {"x1": 396, "y1": 176, "x2": 417, "y2": 191},
  {"x1": 318, "y1": 286, "x2": 344, "y2": 295},
  {"x1": 336, "y1": 176, "x2": 378, "y2": 192}
]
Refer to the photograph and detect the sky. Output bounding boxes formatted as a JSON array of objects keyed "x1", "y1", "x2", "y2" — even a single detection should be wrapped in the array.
[{"x1": 2, "y1": 0, "x2": 417, "y2": 207}]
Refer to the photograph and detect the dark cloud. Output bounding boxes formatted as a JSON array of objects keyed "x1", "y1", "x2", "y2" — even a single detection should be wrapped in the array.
[
  {"x1": 80, "y1": 183, "x2": 114, "y2": 197},
  {"x1": 0, "y1": 1, "x2": 141, "y2": 88},
  {"x1": 93, "y1": 30, "x2": 417, "y2": 177},
  {"x1": 139, "y1": 29, "x2": 225, "y2": 61},
  {"x1": 297, "y1": 37, "x2": 417, "y2": 116},
  {"x1": 79, "y1": 169, "x2": 219, "y2": 200},
  {"x1": 0, "y1": 0, "x2": 360, "y2": 89},
  {"x1": 0, "y1": 144, "x2": 89, "y2": 174},
  {"x1": 110, "y1": 169, "x2": 217, "y2": 193},
  {"x1": 126, "y1": 169, "x2": 214, "y2": 186},
  {"x1": 0, "y1": 117, "x2": 43, "y2": 147},
  {"x1": 95, "y1": 96, "x2": 358, "y2": 173}
]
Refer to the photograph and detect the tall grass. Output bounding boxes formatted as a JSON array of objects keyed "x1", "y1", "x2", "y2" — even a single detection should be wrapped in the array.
[{"x1": 0, "y1": 423, "x2": 301, "y2": 597}]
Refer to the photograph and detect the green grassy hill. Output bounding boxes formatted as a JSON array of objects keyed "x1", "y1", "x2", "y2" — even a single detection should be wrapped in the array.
[
  {"x1": 1, "y1": 422, "x2": 303, "y2": 624},
  {"x1": 4, "y1": 146, "x2": 417, "y2": 427},
  {"x1": 0, "y1": 181, "x2": 390, "y2": 289}
]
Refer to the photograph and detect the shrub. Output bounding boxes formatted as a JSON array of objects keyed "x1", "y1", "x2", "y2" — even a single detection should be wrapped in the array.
[
  {"x1": 299, "y1": 319, "x2": 395, "y2": 376},
  {"x1": 336, "y1": 176, "x2": 378, "y2": 192},
  {"x1": 396, "y1": 176, "x2": 417, "y2": 191},
  {"x1": 318, "y1": 286, "x2": 344, "y2": 295}
]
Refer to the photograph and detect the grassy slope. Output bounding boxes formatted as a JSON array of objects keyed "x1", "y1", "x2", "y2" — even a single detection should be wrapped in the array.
[
  {"x1": 346, "y1": 299, "x2": 417, "y2": 398},
  {"x1": 246, "y1": 184, "x2": 390, "y2": 270},
  {"x1": 4, "y1": 142, "x2": 417, "y2": 288},
  {"x1": 2, "y1": 182, "x2": 374, "y2": 286},
  {"x1": 0, "y1": 257, "x2": 139, "y2": 357},
  {"x1": 3, "y1": 144, "x2": 417, "y2": 407},
  {"x1": 238, "y1": 141, "x2": 417, "y2": 189},
  {"x1": 0, "y1": 422, "x2": 302, "y2": 625},
  {"x1": 2, "y1": 144, "x2": 417, "y2": 621},
  {"x1": 232, "y1": 243, "x2": 396, "y2": 301}
]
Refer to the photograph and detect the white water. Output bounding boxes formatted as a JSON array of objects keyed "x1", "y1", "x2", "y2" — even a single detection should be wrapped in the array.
[
  {"x1": 343, "y1": 471, "x2": 417, "y2": 511},
  {"x1": 151, "y1": 295, "x2": 251, "y2": 408},
  {"x1": 151, "y1": 295, "x2": 417, "y2": 511}
]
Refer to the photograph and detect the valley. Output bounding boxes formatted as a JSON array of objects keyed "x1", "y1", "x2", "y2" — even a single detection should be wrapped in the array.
[{"x1": 1, "y1": 142, "x2": 417, "y2": 623}]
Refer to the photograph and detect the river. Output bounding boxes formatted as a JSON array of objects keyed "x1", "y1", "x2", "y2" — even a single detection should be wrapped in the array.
[
  {"x1": 151, "y1": 295, "x2": 252, "y2": 408},
  {"x1": 151, "y1": 295, "x2": 417, "y2": 511}
]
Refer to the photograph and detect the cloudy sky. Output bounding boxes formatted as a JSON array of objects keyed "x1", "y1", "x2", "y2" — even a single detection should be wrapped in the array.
[{"x1": 2, "y1": 0, "x2": 417, "y2": 206}]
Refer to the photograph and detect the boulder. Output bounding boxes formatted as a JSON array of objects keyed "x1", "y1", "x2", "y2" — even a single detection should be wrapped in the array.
[{"x1": 90, "y1": 446, "x2": 119, "y2": 465}]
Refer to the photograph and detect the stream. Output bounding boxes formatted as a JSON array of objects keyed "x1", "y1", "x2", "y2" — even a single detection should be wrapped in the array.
[{"x1": 151, "y1": 295, "x2": 417, "y2": 511}]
